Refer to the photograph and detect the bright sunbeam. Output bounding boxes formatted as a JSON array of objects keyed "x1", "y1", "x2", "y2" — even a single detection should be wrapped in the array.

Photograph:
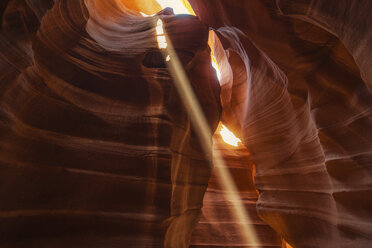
[
  {"x1": 220, "y1": 124, "x2": 241, "y2": 147},
  {"x1": 151, "y1": 2, "x2": 259, "y2": 246}
]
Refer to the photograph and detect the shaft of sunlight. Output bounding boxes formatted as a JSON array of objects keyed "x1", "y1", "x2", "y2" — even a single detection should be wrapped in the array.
[{"x1": 155, "y1": 3, "x2": 260, "y2": 243}]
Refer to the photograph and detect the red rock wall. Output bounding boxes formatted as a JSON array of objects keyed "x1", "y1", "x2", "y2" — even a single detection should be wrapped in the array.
[
  {"x1": 1, "y1": 0, "x2": 372, "y2": 247},
  {"x1": 0, "y1": 1, "x2": 220, "y2": 247},
  {"x1": 191, "y1": 125, "x2": 282, "y2": 248},
  {"x1": 189, "y1": 0, "x2": 372, "y2": 247}
]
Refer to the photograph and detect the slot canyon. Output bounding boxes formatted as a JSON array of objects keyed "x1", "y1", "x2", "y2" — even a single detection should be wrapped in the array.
[{"x1": 0, "y1": 0, "x2": 371, "y2": 247}]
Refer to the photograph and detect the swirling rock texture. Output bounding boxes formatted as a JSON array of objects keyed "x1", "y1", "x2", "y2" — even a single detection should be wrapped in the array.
[
  {"x1": 0, "y1": 0, "x2": 371, "y2": 248},
  {"x1": 0, "y1": 0, "x2": 221, "y2": 247},
  {"x1": 191, "y1": 125, "x2": 282, "y2": 248},
  {"x1": 189, "y1": 0, "x2": 372, "y2": 247}
]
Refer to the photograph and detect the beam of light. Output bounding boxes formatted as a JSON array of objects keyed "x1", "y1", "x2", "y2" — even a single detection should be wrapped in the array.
[
  {"x1": 220, "y1": 124, "x2": 241, "y2": 147},
  {"x1": 155, "y1": 13, "x2": 260, "y2": 247}
]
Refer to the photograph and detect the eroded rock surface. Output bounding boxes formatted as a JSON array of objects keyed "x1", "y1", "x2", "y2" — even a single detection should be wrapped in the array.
[
  {"x1": 189, "y1": 0, "x2": 372, "y2": 247},
  {"x1": 1, "y1": 0, "x2": 372, "y2": 247},
  {"x1": 191, "y1": 126, "x2": 282, "y2": 248},
  {"x1": 0, "y1": 1, "x2": 220, "y2": 247}
]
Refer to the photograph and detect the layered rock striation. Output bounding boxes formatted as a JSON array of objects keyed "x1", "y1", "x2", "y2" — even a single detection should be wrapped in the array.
[
  {"x1": 1, "y1": 0, "x2": 372, "y2": 247},
  {"x1": 189, "y1": 0, "x2": 372, "y2": 247},
  {"x1": 0, "y1": 1, "x2": 220, "y2": 247}
]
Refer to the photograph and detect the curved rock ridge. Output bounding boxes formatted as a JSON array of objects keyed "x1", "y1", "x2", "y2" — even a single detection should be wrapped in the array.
[
  {"x1": 0, "y1": 0, "x2": 220, "y2": 247},
  {"x1": 189, "y1": 0, "x2": 372, "y2": 247}
]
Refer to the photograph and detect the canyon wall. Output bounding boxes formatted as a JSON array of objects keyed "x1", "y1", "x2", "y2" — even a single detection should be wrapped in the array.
[
  {"x1": 189, "y1": 0, "x2": 372, "y2": 247},
  {"x1": 1, "y1": 0, "x2": 371, "y2": 247},
  {"x1": 0, "y1": 1, "x2": 220, "y2": 247}
]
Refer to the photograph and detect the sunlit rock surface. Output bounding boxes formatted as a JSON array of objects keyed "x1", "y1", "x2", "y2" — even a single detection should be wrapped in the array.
[{"x1": 1, "y1": 0, "x2": 372, "y2": 248}]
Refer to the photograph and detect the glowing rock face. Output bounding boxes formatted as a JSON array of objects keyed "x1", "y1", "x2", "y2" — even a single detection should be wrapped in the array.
[
  {"x1": 155, "y1": 0, "x2": 195, "y2": 15},
  {"x1": 220, "y1": 124, "x2": 241, "y2": 147},
  {"x1": 153, "y1": 0, "x2": 222, "y2": 83}
]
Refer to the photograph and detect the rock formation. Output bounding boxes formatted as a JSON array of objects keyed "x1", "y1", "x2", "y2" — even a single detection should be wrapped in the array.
[
  {"x1": 191, "y1": 125, "x2": 282, "y2": 248},
  {"x1": 0, "y1": 1, "x2": 220, "y2": 247},
  {"x1": 1, "y1": 0, "x2": 371, "y2": 247},
  {"x1": 189, "y1": 0, "x2": 372, "y2": 247}
]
